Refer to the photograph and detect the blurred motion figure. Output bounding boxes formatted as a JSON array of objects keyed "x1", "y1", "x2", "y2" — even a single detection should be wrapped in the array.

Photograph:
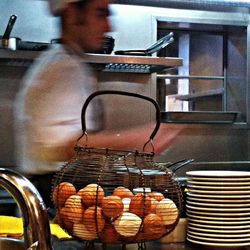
[{"x1": 14, "y1": 0, "x2": 181, "y2": 208}]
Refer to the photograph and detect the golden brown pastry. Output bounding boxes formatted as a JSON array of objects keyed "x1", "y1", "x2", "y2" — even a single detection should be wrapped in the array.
[
  {"x1": 73, "y1": 222, "x2": 97, "y2": 241},
  {"x1": 149, "y1": 192, "x2": 165, "y2": 202},
  {"x1": 149, "y1": 197, "x2": 158, "y2": 214},
  {"x1": 113, "y1": 186, "x2": 133, "y2": 199},
  {"x1": 78, "y1": 183, "x2": 104, "y2": 207},
  {"x1": 100, "y1": 224, "x2": 120, "y2": 243},
  {"x1": 142, "y1": 213, "x2": 165, "y2": 235},
  {"x1": 83, "y1": 206, "x2": 105, "y2": 234},
  {"x1": 52, "y1": 182, "x2": 76, "y2": 207},
  {"x1": 63, "y1": 194, "x2": 85, "y2": 223},
  {"x1": 129, "y1": 193, "x2": 151, "y2": 217},
  {"x1": 101, "y1": 195, "x2": 124, "y2": 218},
  {"x1": 58, "y1": 207, "x2": 74, "y2": 231},
  {"x1": 114, "y1": 212, "x2": 142, "y2": 237},
  {"x1": 155, "y1": 198, "x2": 179, "y2": 226}
]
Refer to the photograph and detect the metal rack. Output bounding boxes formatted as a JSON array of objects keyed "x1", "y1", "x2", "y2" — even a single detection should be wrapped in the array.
[{"x1": 0, "y1": 50, "x2": 183, "y2": 73}]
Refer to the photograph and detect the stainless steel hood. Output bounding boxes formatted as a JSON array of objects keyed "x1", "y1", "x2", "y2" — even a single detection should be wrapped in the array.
[{"x1": 114, "y1": 0, "x2": 250, "y2": 11}]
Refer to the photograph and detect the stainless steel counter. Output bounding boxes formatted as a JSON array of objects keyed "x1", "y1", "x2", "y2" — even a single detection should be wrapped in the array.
[
  {"x1": 51, "y1": 239, "x2": 250, "y2": 250},
  {"x1": 2, "y1": 237, "x2": 250, "y2": 250}
]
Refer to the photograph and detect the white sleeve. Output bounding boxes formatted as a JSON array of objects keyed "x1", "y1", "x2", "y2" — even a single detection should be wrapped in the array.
[{"x1": 21, "y1": 58, "x2": 102, "y2": 157}]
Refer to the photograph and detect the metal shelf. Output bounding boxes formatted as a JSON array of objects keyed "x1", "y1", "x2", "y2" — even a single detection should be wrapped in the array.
[
  {"x1": 161, "y1": 111, "x2": 239, "y2": 124},
  {"x1": 0, "y1": 50, "x2": 183, "y2": 73},
  {"x1": 85, "y1": 54, "x2": 183, "y2": 73},
  {"x1": 168, "y1": 88, "x2": 223, "y2": 101}
]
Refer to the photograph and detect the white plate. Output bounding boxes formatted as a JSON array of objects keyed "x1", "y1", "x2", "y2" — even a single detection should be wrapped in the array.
[
  {"x1": 187, "y1": 195, "x2": 250, "y2": 204},
  {"x1": 186, "y1": 170, "x2": 250, "y2": 177},
  {"x1": 188, "y1": 177, "x2": 250, "y2": 182},
  {"x1": 187, "y1": 192, "x2": 250, "y2": 199},
  {"x1": 186, "y1": 212, "x2": 250, "y2": 221},
  {"x1": 188, "y1": 225, "x2": 250, "y2": 234},
  {"x1": 188, "y1": 230, "x2": 250, "y2": 239},
  {"x1": 186, "y1": 204, "x2": 250, "y2": 212},
  {"x1": 188, "y1": 221, "x2": 250, "y2": 230},
  {"x1": 187, "y1": 188, "x2": 250, "y2": 194},
  {"x1": 187, "y1": 233, "x2": 250, "y2": 243},
  {"x1": 187, "y1": 184, "x2": 250, "y2": 190},
  {"x1": 186, "y1": 209, "x2": 250, "y2": 217},
  {"x1": 188, "y1": 180, "x2": 250, "y2": 186},
  {"x1": 187, "y1": 200, "x2": 250, "y2": 208},
  {"x1": 187, "y1": 236, "x2": 250, "y2": 247},
  {"x1": 187, "y1": 217, "x2": 250, "y2": 225}
]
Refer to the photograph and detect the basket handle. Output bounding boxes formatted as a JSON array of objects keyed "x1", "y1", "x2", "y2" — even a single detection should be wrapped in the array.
[{"x1": 80, "y1": 90, "x2": 161, "y2": 152}]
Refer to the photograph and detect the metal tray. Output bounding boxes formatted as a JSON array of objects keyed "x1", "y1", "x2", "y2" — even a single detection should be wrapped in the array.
[{"x1": 161, "y1": 111, "x2": 238, "y2": 124}]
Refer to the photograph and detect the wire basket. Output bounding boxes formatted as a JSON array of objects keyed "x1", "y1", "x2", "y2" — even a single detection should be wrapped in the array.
[{"x1": 51, "y1": 90, "x2": 183, "y2": 248}]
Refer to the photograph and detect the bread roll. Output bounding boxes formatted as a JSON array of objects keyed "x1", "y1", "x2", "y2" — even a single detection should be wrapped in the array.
[
  {"x1": 52, "y1": 182, "x2": 76, "y2": 207},
  {"x1": 78, "y1": 184, "x2": 104, "y2": 207},
  {"x1": 113, "y1": 186, "x2": 133, "y2": 199},
  {"x1": 149, "y1": 192, "x2": 164, "y2": 202},
  {"x1": 143, "y1": 213, "x2": 165, "y2": 235},
  {"x1": 100, "y1": 224, "x2": 120, "y2": 243},
  {"x1": 102, "y1": 195, "x2": 124, "y2": 218},
  {"x1": 114, "y1": 212, "x2": 142, "y2": 237},
  {"x1": 83, "y1": 206, "x2": 105, "y2": 234},
  {"x1": 63, "y1": 194, "x2": 84, "y2": 223},
  {"x1": 129, "y1": 193, "x2": 151, "y2": 217},
  {"x1": 58, "y1": 207, "x2": 74, "y2": 231},
  {"x1": 155, "y1": 198, "x2": 179, "y2": 226},
  {"x1": 73, "y1": 223, "x2": 97, "y2": 241},
  {"x1": 149, "y1": 198, "x2": 158, "y2": 214}
]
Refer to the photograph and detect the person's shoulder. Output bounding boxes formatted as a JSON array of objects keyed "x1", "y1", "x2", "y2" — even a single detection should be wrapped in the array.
[
  {"x1": 39, "y1": 45, "x2": 77, "y2": 65},
  {"x1": 28, "y1": 45, "x2": 84, "y2": 76}
]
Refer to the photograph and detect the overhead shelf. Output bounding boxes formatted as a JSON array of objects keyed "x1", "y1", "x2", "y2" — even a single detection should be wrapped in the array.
[
  {"x1": 0, "y1": 49, "x2": 183, "y2": 73},
  {"x1": 85, "y1": 54, "x2": 183, "y2": 73},
  {"x1": 161, "y1": 111, "x2": 239, "y2": 124},
  {"x1": 168, "y1": 88, "x2": 224, "y2": 101}
]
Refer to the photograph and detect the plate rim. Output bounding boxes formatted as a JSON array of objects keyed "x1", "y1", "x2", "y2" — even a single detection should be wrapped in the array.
[
  {"x1": 187, "y1": 200, "x2": 250, "y2": 208},
  {"x1": 187, "y1": 192, "x2": 250, "y2": 199},
  {"x1": 186, "y1": 209, "x2": 250, "y2": 217},
  {"x1": 187, "y1": 232, "x2": 250, "y2": 243},
  {"x1": 186, "y1": 212, "x2": 250, "y2": 221},
  {"x1": 188, "y1": 225, "x2": 250, "y2": 234},
  {"x1": 187, "y1": 184, "x2": 250, "y2": 190},
  {"x1": 186, "y1": 196, "x2": 250, "y2": 204},
  {"x1": 187, "y1": 236, "x2": 250, "y2": 247},
  {"x1": 186, "y1": 204, "x2": 250, "y2": 212},
  {"x1": 188, "y1": 221, "x2": 250, "y2": 229},
  {"x1": 186, "y1": 170, "x2": 250, "y2": 177}
]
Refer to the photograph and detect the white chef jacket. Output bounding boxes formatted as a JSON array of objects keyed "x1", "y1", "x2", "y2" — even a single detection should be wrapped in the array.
[{"x1": 14, "y1": 44, "x2": 102, "y2": 175}]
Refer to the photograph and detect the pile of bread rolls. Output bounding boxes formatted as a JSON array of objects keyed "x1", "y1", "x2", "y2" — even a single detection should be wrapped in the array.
[{"x1": 52, "y1": 182, "x2": 179, "y2": 243}]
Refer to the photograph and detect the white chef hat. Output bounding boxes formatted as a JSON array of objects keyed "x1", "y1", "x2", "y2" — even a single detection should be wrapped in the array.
[{"x1": 48, "y1": 0, "x2": 84, "y2": 16}]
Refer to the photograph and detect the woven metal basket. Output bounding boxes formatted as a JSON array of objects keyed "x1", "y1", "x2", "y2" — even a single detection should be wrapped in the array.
[{"x1": 51, "y1": 90, "x2": 183, "y2": 249}]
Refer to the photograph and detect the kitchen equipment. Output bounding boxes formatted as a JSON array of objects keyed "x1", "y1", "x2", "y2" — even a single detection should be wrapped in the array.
[
  {"x1": 186, "y1": 170, "x2": 250, "y2": 248},
  {"x1": 0, "y1": 15, "x2": 50, "y2": 51},
  {"x1": 95, "y1": 35, "x2": 115, "y2": 54},
  {"x1": 0, "y1": 167, "x2": 52, "y2": 250},
  {"x1": 114, "y1": 32, "x2": 174, "y2": 56},
  {"x1": 0, "y1": 15, "x2": 20, "y2": 50},
  {"x1": 52, "y1": 90, "x2": 183, "y2": 249},
  {"x1": 161, "y1": 111, "x2": 239, "y2": 124}
]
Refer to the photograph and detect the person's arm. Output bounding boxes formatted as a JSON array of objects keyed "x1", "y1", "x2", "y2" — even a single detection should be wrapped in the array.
[{"x1": 65, "y1": 122, "x2": 182, "y2": 158}]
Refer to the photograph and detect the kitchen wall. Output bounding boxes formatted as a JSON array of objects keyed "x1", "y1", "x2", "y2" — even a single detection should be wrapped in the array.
[{"x1": 0, "y1": 1, "x2": 250, "y2": 172}]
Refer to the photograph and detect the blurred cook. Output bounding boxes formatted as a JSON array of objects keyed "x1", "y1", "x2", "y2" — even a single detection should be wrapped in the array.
[
  {"x1": 14, "y1": 0, "x2": 181, "y2": 209},
  {"x1": 14, "y1": 0, "x2": 111, "y2": 208}
]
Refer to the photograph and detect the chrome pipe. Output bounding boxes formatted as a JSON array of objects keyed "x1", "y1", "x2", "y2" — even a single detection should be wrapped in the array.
[{"x1": 0, "y1": 168, "x2": 52, "y2": 250}]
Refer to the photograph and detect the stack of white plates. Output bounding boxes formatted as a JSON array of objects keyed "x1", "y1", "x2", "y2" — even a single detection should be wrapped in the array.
[{"x1": 186, "y1": 170, "x2": 250, "y2": 247}]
